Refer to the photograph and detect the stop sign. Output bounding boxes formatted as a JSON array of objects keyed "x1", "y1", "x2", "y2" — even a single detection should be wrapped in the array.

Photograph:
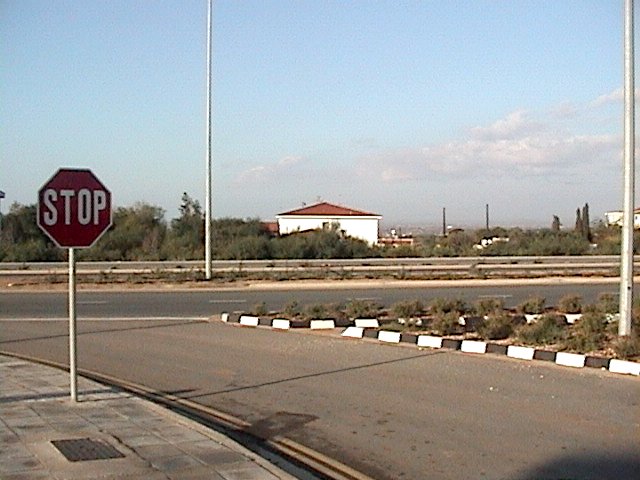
[{"x1": 37, "y1": 168, "x2": 112, "y2": 248}]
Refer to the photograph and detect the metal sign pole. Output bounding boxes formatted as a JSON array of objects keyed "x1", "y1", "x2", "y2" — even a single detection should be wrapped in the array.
[{"x1": 68, "y1": 247, "x2": 78, "y2": 401}]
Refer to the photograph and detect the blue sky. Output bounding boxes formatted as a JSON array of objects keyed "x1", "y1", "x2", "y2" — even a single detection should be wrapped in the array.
[{"x1": 0, "y1": 1, "x2": 631, "y2": 230}]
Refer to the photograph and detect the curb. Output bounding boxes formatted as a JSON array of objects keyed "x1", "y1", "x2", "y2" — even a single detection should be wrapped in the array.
[{"x1": 220, "y1": 313, "x2": 640, "y2": 377}]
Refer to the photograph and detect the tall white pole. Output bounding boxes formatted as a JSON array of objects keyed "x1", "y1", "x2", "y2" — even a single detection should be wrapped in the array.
[
  {"x1": 68, "y1": 247, "x2": 78, "y2": 401},
  {"x1": 205, "y1": 0, "x2": 213, "y2": 280},
  {"x1": 620, "y1": 0, "x2": 635, "y2": 336}
]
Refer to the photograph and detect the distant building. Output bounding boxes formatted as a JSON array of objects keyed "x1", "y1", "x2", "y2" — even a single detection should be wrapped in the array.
[
  {"x1": 276, "y1": 202, "x2": 381, "y2": 245},
  {"x1": 604, "y1": 208, "x2": 640, "y2": 228}
]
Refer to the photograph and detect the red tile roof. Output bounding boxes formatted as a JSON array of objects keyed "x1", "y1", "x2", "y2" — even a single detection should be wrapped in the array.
[{"x1": 277, "y1": 202, "x2": 380, "y2": 217}]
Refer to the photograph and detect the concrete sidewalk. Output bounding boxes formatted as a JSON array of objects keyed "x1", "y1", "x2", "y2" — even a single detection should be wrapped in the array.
[{"x1": 0, "y1": 355, "x2": 297, "y2": 480}]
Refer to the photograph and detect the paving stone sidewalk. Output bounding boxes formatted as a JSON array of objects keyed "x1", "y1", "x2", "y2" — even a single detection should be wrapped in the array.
[{"x1": 0, "y1": 355, "x2": 297, "y2": 480}]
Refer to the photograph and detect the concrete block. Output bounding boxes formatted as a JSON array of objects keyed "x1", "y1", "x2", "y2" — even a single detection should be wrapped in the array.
[
  {"x1": 400, "y1": 333, "x2": 418, "y2": 344},
  {"x1": 442, "y1": 339, "x2": 461, "y2": 350},
  {"x1": 525, "y1": 314, "x2": 541, "y2": 324},
  {"x1": 564, "y1": 314, "x2": 582, "y2": 324},
  {"x1": 555, "y1": 352, "x2": 586, "y2": 368},
  {"x1": 608, "y1": 359, "x2": 640, "y2": 376},
  {"x1": 507, "y1": 345, "x2": 535, "y2": 360},
  {"x1": 417, "y1": 335, "x2": 443, "y2": 349},
  {"x1": 486, "y1": 343, "x2": 508, "y2": 355},
  {"x1": 310, "y1": 319, "x2": 335, "y2": 330},
  {"x1": 377, "y1": 331, "x2": 401, "y2": 343},
  {"x1": 271, "y1": 319, "x2": 291, "y2": 330},
  {"x1": 239, "y1": 315, "x2": 259, "y2": 327},
  {"x1": 533, "y1": 349, "x2": 556, "y2": 362},
  {"x1": 342, "y1": 327, "x2": 364, "y2": 338},
  {"x1": 461, "y1": 340, "x2": 487, "y2": 354},
  {"x1": 221, "y1": 312, "x2": 229, "y2": 322},
  {"x1": 355, "y1": 318, "x2": 379, "y2": 328},
  {"x1": 585, "y1": 356, "x2": 610, "y2": 369}
]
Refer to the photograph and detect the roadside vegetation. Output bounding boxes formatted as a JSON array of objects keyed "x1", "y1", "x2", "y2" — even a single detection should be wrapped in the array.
[
  {"x1": 250, "y1": 294, "x2": 640, "y2": 361},
  {"x1": 0, "y1": 196, "x2": 637, "y2": 262}
]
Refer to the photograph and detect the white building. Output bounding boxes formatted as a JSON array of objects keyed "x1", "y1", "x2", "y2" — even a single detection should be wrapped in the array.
[
  {"x1": 276, "y1": 202, "x2": 381, "y2": 245},
  {"x1": 604, "y1": 208, "x2": 640, "y2": 228}
]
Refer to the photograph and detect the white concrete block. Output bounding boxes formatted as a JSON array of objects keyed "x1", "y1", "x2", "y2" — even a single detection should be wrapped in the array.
[
  {"x1": 525, "y1": 314, "x2": 541, "y2": 324},
  {"x1": 564, "y1": 314, "x2": 582, "y2": 324},
  {"x1": 221, "y1": 312, "x2": 229, "y2": 322},
  {"x1": 355, "y1": 318, "x2": 379, "y2": 328},
  {"x1": 417, "y1": 335, "x2": 443, "y2": 349},
  {"x1": 507, "y1": 345, "x2": 535, "y2": 360},
  {"x1": 555, "y1": 352, "x2": 586, "y2": 368},
  {"x1": 342, "y1": 327, "x2": 364, "y2": 338},
  {"x1": 609, "y1": 359, "x2": 640, "y2": 376},
  {"x1": 461, "y1": 340, "x2": 488, "y2": 354},
  {"x1": 239, "y1": 315, "x2": 259, "y2": 327},
  {"x1": 310, "y1": 319, "x2": 335, "y2": 330},
  {"x1": 377, "y1": 331, "x2": 401, "y2": 343},
  {"x1": 271, "y1": 318, "x2": 290, "y2": 330}
]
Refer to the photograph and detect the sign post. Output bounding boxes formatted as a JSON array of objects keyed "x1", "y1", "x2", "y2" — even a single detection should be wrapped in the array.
[{"x1": 37, "y1": 168, "x2": 112, "y2": 401}]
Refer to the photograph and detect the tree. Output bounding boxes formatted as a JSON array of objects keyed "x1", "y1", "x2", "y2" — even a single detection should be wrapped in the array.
[
  {"x1": 163, "y1": 193, "x2": 204, "y2": 259},
  {"x1": 581, "y1": 203, "x2": 591, "y2": 242},
  {"x1": 0, "y1": 203, "x2": 62, "y2": 261},
  {"x1": 551, "y1": 215, "x2": 561, "y2": 232},
  {"x1": 574, "y1": 208, "x2": 583, "y2": 233}
]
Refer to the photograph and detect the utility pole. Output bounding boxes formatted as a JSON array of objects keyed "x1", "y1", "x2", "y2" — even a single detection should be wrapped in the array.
[
  {"x1": 442, "y1": 207, "x2": 446, "y2": 236},
  {"x1": 205, "y1": 0, "x2": 213, "y2": 280},
  {"x1": 485, "y1": 203, "x2": 489, "y2": 231},
  {"x1": 619, "y1": 0, "x2": 635, "y2": 336}
]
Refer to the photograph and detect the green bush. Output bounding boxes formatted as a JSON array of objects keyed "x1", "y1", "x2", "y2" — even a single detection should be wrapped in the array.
[
  {"x1": 391, "y1": 300, "x2": 423, "y2": 319},
  {"x1": 562, "y1": 312, "x2": 607, "y2": 352},
  {"x1": 305, "y1": 303, "x2": 327, "y2": 320},
  {"x1": 516, "y1": 314, "x2": 566, "y2": 345},
  {"x1": 474, "y1": 297, "x2": 505, "y2": 316},
  {"x1": 253, "y1": 302, "x2": 268, "y2": 316},
  {"x1": 345, "y1": 299, "x2": 381, "y2": 319},
  {"x1": 430, "y1": 311, "x2": 463, "y2": 336},
  {"x1": 597, "y1": 293, "x2": 618, "y2": 315},
  {"x1": 428, "y1": 297, "x2": 467, "y2": 316},
  {"x1": 558, "y1": 295, "x2": 582, "y2": 314},
  {"x1": 612, "y1": 335, "x2": 640, "y2": 359},
  {"x1": 476, "y1": 312, "x2": 514, "y2": 340},
  {"x1": 517, "y1": 296, "x2": 546, "y2": 314},
  {"x1": 283, "y1": 300, "x2": 301, "y2": 319}
]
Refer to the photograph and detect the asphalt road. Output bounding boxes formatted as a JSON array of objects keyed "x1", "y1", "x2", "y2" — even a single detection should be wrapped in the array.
[
  {"x1": 1, "y1": 288, "x2": 638, "y2": 479},
  {"x1": 0, "y1": 281, "x2": 622, "y2": 319}
]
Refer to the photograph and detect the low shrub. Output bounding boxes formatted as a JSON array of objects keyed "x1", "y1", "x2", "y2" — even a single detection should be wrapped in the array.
[
  {"x1": 430, "y1": 311, "x2": 463, "y2": 336},
  {"x1": 597, "y1": 293, "x2": 618, "y2": 314},
  {"x1": 558, "y1": 295, "x2": 582, "y2": 314},
  {"x1": 428, "y1": 297, "x2": 467, "y2": 316},
  {"x1": 345, "y1": 299, "x2": 381, "y2": 319},
  {"x1": 305, "y1": 303, "x2": 327, "y2": 320},
  {"x1": 391, "y1": 300, "x2": 423, "y2": 320},
  {"x1": 474, "y1": 297, "x2": 505, "y2": 316},
  {"x1": 476, "y1": 312, "x2": 514, "y2": 340},
  {"x1": 612, "y1": 334, "x2": 640, "y2": 360},
  {"x1": 516, "y1": 313, "x2": 566, "y2": 345},
  {"x1": 517, "y1": 296, "x2": 546, "y2": 314},
  {"x1": 562, "y1": 312, "x2": 607, "y2": 352},
  {"x1": 283, "y1": 300, "x2": 301, "y2": 319},
  {"x1": 253, "y1": 302, "x2": 268, "y2": 316}
]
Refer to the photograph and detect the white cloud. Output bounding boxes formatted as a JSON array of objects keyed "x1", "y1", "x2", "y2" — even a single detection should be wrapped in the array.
[
  {"x1": 236, "y1": 155, "x2": 308, "y2": 183},
  {"x1": 591, "y1": 88, "x2": 623, "y2": 107},
  {"x1": 356, "y1": 96, "x2": 620, "y2": 184}
]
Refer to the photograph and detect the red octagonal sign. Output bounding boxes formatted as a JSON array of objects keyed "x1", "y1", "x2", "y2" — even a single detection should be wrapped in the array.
[{"x1": 37, "y1": 168, "x2": 112, "y2": 248}]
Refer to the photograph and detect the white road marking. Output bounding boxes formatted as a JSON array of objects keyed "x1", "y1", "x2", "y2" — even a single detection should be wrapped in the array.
[{"x1": 208, "y1": 299, "x2": 246, "y2": 304}]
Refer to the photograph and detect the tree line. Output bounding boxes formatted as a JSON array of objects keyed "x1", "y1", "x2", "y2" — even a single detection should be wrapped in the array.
[{"x1": 0, "y1": 194, "x2": 633, "y2": 262}]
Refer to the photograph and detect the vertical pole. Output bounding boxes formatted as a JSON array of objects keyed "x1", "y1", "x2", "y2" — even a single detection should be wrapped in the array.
[
  {"x1": 205, "y1": 0, "x2": 213, "y2": 280},
  {"x1": 620, "y1": 0, "x2": 635, "y2": 336},
  {"x1": 485, "y1": 204, "x2": 489, "y2": 231},
  {"x1": 442, "y1": 208, "x2": 446, "y2": 236},
  {"x1": 68, "y1": 247, "x2": 78, "y2": 401}
]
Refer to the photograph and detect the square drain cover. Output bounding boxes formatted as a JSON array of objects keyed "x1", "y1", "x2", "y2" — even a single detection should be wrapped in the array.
[{"x1": 51, "y1": 438, "x2": 125, "y2": 462}]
